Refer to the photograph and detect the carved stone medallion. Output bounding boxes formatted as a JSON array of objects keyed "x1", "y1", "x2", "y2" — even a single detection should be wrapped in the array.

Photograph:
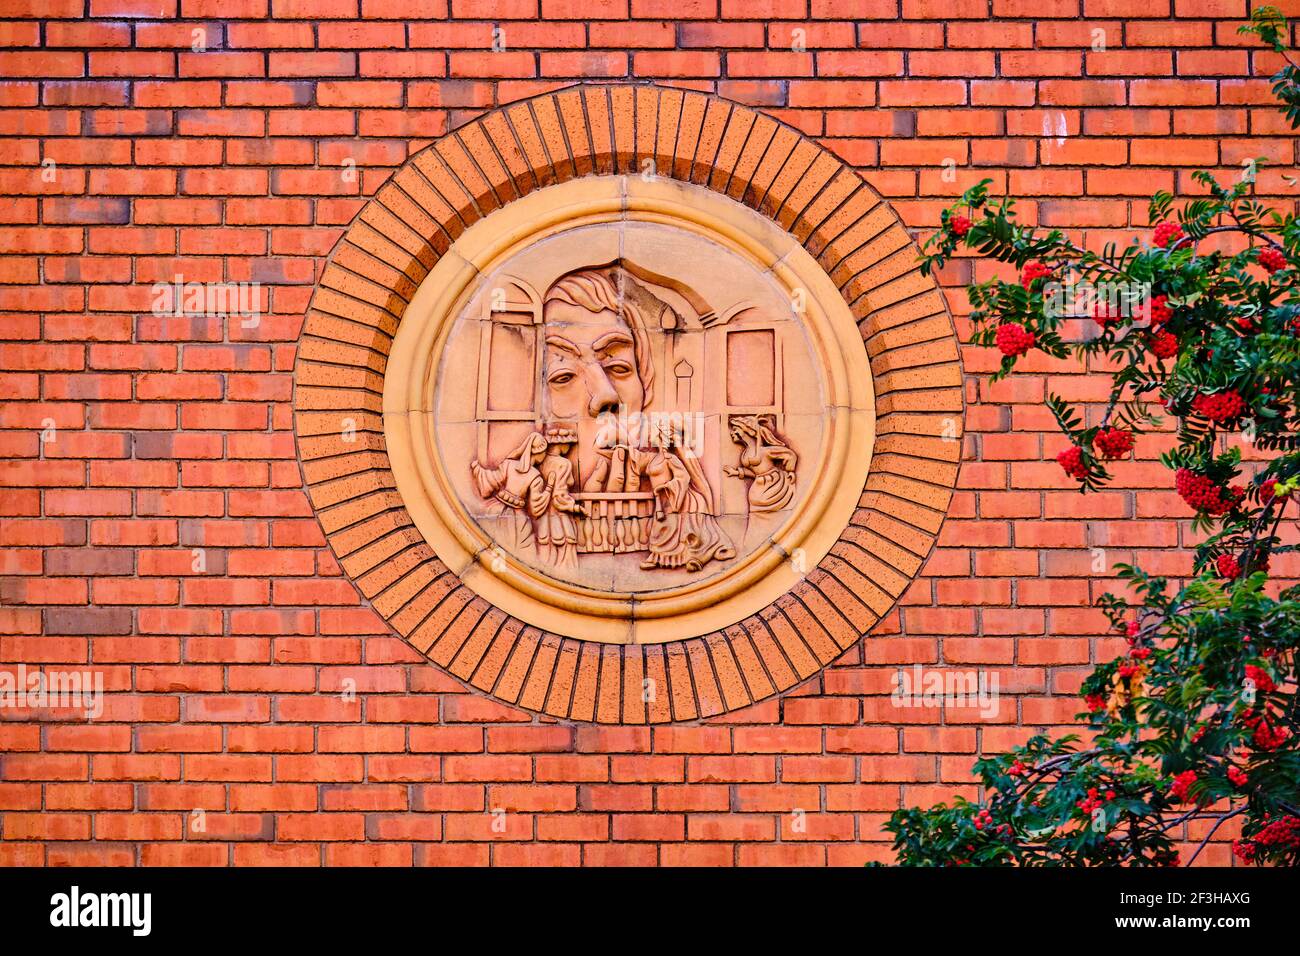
[
  {"x1": 294, "y1": 85, "x2": 964, "y2": 722},
  {"x1": 385, "y1": 176, "x2": 874, "y2": 645},
  {"x1": 447, "y1": 223, "x2": 825, "y2": 593}
]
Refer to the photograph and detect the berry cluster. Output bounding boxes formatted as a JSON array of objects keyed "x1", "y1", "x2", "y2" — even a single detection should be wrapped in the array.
[
  {"x1": 1234, "y1": 816, "x2": 1300, "y2": 864},
  {"x1": 1148, "y1": 330, "x2": 1178, "y2": 358},
  {"x1": 1085, "y1": 693, "x2": 1105, "y2": 713},
  {"x1": 1191, "y1": 389, "x2": 1247, "y2": 424},
  {"x1": 971, "y1": 807, "x2": 993, "y2": 830},
  {"x1": 1169, "y1": 770, "x2": 1198, "y2": 803},
  {"x1": 1215, "y1": 553, "x2": 1241, "y2": 579},
  {"x1": 995, "y1": 322, "x2": 1036, "y2": 357},
  {"x1": 1260, "y1": 478, "x2": 1291, "y2": 504},
  {"x1": 1175, "y1": 468, "x2": 1244, "y2": 515},
  {"x1": 1094, "y1": 427, "x2": 1135, "y2": 459},
  {"x1": 1075, "y1": 786, "x2": 1114, "y2": 815},
  {"x1": 949, "y1": 214, "x2": 972, "y2": 238},
  {"x1": 1244, "y1": 664, "x2": 1275, "y2": 694},
  {"x1": 1242, "y1": 710, "x2": 1289, "y2": 751},
  {"x1": 1153, "y1": 221, "x2": 1183, "y2": 248},
  {"x1": 1227, "y1": 765, "x2": 1248, "y2": 789},
  {"x1": 1093, "y1": 301, "x2": 1120, "y2": 328},
  {"x1": 1057, "y1": 445, "x2": 1089, "y2": 480},
  {"x1": 1020, "y1": 260, "x2": 1052, "y2": 288},
  {"x1": 1147, "y1": 294, "x2": 1172, "y2": 325},
  {"x1": 1258, "y1": 245, "x2": 1287, "y2": 274}
]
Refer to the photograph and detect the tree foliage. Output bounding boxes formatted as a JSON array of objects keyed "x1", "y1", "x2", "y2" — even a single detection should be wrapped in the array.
[{"x1": 885, "y1": 8, "x2": 1300, "y2": 867}]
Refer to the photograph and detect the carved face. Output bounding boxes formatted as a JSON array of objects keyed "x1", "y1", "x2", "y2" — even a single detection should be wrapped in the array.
[{"x1": 541, "y1": 299, "x2": 646, "y2": 423}]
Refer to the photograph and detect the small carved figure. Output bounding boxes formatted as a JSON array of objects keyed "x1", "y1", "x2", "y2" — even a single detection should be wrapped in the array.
[
  {"x1": 633, "y1": 418, "x2": 736, "y2": 572},
  {"x1": 726, "y1": 414, "x2": 798, "y2": 513},
  {"x1": 470, "y1": 431, "x2": 550, "y2": 555},
  {"x1": 471, "y1": 429, "x2": 588, "y2": 568},
  {"x1": 536, "y1": 427, "x2": 586, "y2": 569}
]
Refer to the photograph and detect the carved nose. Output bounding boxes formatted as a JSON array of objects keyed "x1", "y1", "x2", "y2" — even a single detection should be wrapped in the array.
[{"x1": 586, "y1": 367, "x2": 620, "y2": 418}]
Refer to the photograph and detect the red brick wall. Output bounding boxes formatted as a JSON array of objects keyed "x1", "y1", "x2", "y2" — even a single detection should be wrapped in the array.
[{"x1": 1, "y1": 0, "x2": 1293, "y2": 866}]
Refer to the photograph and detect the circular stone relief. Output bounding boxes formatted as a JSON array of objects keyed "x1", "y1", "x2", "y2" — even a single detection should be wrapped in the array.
[
  {"x1": 385, "y1": 177, "x2": 874, "y2": 644},
  {"x1": 294, "y1": 85, "x2": 963, "y2": 722}
]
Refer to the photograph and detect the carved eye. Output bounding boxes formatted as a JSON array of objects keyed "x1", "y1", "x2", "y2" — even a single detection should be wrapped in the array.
[
  {"x1": 604, "y1": 362, "x2": 632, "y2": 377},
  {"x1": 549, "y1": 371, "x2": 576, "y2": 386}
]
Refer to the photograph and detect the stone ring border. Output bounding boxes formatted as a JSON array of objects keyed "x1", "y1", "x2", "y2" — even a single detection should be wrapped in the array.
[{"x1": 292, "y1": 84, "x2": 965, "y2": 724}]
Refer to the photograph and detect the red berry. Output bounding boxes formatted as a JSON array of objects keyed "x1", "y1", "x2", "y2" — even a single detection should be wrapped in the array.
[
  {"x1": 1258, "y1": 246, "x2": 1286, "y2": 274},
  {"x1": 1215, "y1": 553, "x2": 1241, "y2": 579},
  {"x1": 1191, "y1": 389, "x2": 1247, "y2": 424},
  {"x1": 1170, "y1": 770, "x2": 1197, "y2": 803},
  {"x1": 949, "y1": 214, "x2": 972, "y2": 237},
  {"x1": 1021, "y1": 260, "x2": 1052, "y2": 289},
  {"x1": 995, "y1": 322, "x2": 1036, "y2": 357},
  {"x1": 1146, "y1": 294, "x2": 1172, "y2": 325},
  {"x1": 1175, "y1": 468, "x2": 1243, "y2": 516},
  {"x1": 1245, "y1": 664, "x2": 1275, "y2": 694},
  {"x1": 1243, "y1": 710, "x2": 1289, "y2": 751},
  {"x1": 1094, "y1": 427, "x2": 1135, "y2": 460},
  {"x1": 1227, "y1": 766, "x2": 1248, "y2": 789},
  {"x1": 1057, "y1": 445, "x2": 1089, "y2": 481},
  {"x1": 1261, "y1": 478, "x2": 1291, "y2": 508},
  {"x1": 1153, "y1": 221, "x2": 1183, "y2": 249},
  {"x1": 1093, "y1": 301, "x2": 1120, "y2": 328},
  {"x1": 1148, "y1": 329, "x2": 1178, "y2": 359}
]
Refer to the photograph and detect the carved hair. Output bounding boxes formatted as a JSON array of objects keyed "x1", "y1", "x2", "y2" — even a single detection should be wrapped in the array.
[{"x1": 544, "y1": 266, "x2": 678, "y2": 407}]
